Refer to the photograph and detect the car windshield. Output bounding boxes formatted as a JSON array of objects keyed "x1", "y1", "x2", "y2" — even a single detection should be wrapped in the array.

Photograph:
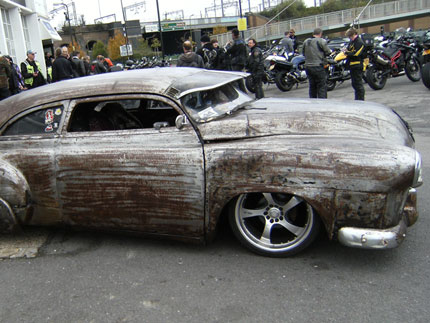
[{"x1": 180, "y1": 83, "x2": 253, "y2": 123}]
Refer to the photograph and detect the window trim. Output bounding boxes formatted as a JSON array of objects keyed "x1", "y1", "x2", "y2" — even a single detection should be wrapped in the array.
[
  {"x1": 62, "y1": 94, "x2": 186, "y2": 135},
  {"x1": 0, "y1": 101, "x2": 69, "y2": 139}
]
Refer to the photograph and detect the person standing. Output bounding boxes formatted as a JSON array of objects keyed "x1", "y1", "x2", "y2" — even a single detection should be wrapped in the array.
[
  {"x1": 176, "y1": 41, "x2": 204, "y2": 68},
  {"x1": 196, "y1": 35, "x2": 217, "y2": 69},
  {"x1": 83, "y1": 56, "x2": 91, "y2": 76},
  {"x1": 279, "y1": 31, "x2": 294, "y2": 54},
  {"x1": 302, "y1": 28, "x2": 331, "y2": 99},
  {"x1": 21, "y1": 50, "x2": 46, "y2": 89},
  {"x1": 71, "y1": 51, "x2": 86, "y2": 77},
  {"x1": 247, "y1": 38, "x2": 264, "y2": 100},
  {"x1": 343, "y1": 27, "x2": 365, "y2": 101},
  {"x1": 45, "y1": 52, "x2": 53, "y2": 83},
  {"x1": 52, "y1": 47, "x2": 74, "y2": 82},
  {"x1": 4, "y1": 56, "x2": 25, "y2": 95},
  {"x1": 211, "y1": 39, "x2": 226, "y2": 70},
  {"x1": 226, "y1": 29, "x2": 247, "y2": 72},
  {"x1": 289, "y1": 29, "x2": 298, "y2": 52},
  {"x1": 0, "y1": 55, "x2": 11, "y2": 100}
]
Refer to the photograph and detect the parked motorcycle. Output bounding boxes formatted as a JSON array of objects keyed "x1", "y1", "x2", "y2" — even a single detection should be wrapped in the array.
[
  {"x1": 326, "y1": 48, "x2": 370, "y2": 91},
  {"x1": 420, "y1": 30, "x2": 430, "y2": 90},
  {"x1": 366, "y1": 34, "x2": 421, "y2": 90},
  {"x1": 326, "y1": 50, "x2": 350, "y2": 91},
  {"x1": 245, "y1": 43, "x2": 286, "y2": 93},
  {"x1": 273, "y1": 53, "x2": 307, "y2": 92}
]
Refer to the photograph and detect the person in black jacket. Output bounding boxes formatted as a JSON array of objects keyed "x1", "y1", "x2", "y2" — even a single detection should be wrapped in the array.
[
  {"x1": 71, "y1": 51, "x2": 86, "y2": 77},
  {"x1": 52, "y1": 47, "x2": 74, "y2": 82},
  {"x1": 226, "y1": 29, "x2": 247, "y2": 72},
  {"x1": 196, "y1": 34, "x2": 217, "y2": 69},
  {"x1": 343, "y1": 27, "x2": 365, "y2": 100},
  {"x1": 177, "y1": 41, "x2": 204, "y2": 68},
  {"x1": 247, "y1": 38, "x2": 264, "y2": 99}
]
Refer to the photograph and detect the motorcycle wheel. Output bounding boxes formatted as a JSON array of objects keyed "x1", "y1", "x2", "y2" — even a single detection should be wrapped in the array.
[
  {"x1": 365, "y1": 65, "x2": 387, "y2": 90},
  {"x1": 245, "y1": 76, "x2": 256, "y2": 93},
  {"x1": 275, "y1": 71, "x2": 294, "y2": 92},
  {"x1": 422, "y1": 63, "x2": 430, "y2": 90},
  {"x1": 405, "y1": 58, "x2": 421, "y2": 82},
  {"x1": 326, "y1": 80, "x2": 336, "y2": 91}
]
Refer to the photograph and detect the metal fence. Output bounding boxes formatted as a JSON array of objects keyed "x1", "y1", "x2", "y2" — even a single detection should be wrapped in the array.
[{"x1": 215, "y1": 0, "x2": 430, "y2": 45}]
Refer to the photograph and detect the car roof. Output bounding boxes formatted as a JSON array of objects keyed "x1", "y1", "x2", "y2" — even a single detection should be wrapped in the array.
[{"x1": 0, "y1": 67, "x2": 245, "y2": 128}]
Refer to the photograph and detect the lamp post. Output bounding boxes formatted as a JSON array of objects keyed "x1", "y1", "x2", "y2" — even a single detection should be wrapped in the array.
[
  {"x1": 155, "y1": 0, "x2": 165, "y2": 59},
  {"x1": 120, "y1": 0, "x2": 130, "y2": 57},
  {"x1": 54, "y1": 2, "x2": 73, "y2": 46},
  {"x1": 189, "y1": 14, "x2": 195, "y2": 41}
]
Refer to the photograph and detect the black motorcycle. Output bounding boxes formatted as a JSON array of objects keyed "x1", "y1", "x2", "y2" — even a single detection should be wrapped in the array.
[
  {"x1": 273, "y1": 53, "x2": 307, "y2": 92},
  {"x1": 366, "y1": 35, "x2": 421, "y2": 90},
  {"x1": 420, "y1": 30, "x2": 430, "y2": 90}
]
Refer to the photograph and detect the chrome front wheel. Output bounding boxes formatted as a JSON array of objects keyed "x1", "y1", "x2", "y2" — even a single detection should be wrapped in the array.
[{"x1": 229, "y1": 193, "x2": 320, "y2": 257}]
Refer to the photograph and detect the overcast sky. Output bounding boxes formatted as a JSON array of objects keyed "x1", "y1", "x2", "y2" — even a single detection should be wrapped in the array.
[{"x1": 47, "y1": 0, "x2": 316, "y2": 27}]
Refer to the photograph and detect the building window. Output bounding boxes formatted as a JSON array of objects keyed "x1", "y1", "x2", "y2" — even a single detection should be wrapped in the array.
[
  {"x1": 21, "y1": 15, "x2": 31, "y2": 52},
  {"x1": 1, "y1": 8, "x2": 16, "y2": 62}
]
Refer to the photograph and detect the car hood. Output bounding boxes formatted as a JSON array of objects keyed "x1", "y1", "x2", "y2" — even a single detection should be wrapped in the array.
[{"x1": 196, "y1": 98, "x2": 414, "y2": 147}]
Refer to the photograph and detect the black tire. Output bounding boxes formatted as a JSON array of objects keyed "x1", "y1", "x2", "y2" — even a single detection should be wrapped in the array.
[
  {"x1": 275, "y1": 71, "x2": 294, "y2": 92},
  {"x1": 405, "y1": 57, "x2": 421, "y2": 82},
  {"x1": 366, "y1": 65, "x2": 387, "y2": 90},
  {"x1": 326, "y1": 79, "x2": 336, "y2": 91},
  {"x1": 245, "y1": 76, "x2": 256, "y2": 93},
  {"x1": 422, "y1": 63, "x2": 430, "y2": 90},
  {"x1": 229, "y1": 192, "x2": 321, "y2": 257}
]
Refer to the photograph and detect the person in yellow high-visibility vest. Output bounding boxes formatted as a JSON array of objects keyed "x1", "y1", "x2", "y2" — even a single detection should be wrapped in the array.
[{"x1": 20, "y1": 50, "x2": 46, "y2": 89}]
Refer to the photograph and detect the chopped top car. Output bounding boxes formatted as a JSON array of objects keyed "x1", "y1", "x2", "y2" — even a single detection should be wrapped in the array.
[{"x1": 0, "y1": 68, "x2": 422, "y2": 257}]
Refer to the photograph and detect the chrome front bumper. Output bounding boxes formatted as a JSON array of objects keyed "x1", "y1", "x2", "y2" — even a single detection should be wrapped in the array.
[
  {"x1": 337, "y1": 188, "x2": 418, "y2": 249},
  {"x1": 338, "y1": 216, "x2": 407, "y2": 249}
]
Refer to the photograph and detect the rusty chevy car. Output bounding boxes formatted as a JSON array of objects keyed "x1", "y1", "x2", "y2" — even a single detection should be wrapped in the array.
[{"x1": 0, "y1": 68, "x2": 422, "y2": 257}]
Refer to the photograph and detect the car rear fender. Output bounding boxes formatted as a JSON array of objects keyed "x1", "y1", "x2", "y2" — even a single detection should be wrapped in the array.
[{"x1": 0, "y1": 159, "x2": 31, "y2": 231}]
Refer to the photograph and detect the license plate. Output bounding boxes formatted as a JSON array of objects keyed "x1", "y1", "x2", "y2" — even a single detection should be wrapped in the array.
[{"x1": 424, "y1": 49, "x2": 430, "y2": 55}]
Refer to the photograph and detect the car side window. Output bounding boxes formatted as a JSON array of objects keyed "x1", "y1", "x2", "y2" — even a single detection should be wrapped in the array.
[
  {"x1": 68, "y1": 99, "x2": 179, "y2": 132},
  {"x1": 2, "y1": 106, "x2": 64, "y2": 136}
]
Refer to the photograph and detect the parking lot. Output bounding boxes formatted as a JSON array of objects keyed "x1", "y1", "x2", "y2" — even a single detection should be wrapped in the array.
[{"x1": 0, "y1": 76, "x2": 429, "y2": 322}]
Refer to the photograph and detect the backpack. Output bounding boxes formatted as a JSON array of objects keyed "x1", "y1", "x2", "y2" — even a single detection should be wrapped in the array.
[{"x1": 202, "y1": 48, "x2": 217, "y2": 69}]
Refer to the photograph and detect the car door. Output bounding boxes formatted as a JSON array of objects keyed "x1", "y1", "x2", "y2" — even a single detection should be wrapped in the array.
[
  {"x1": 56, "y1": 94, "x2": 205, "y2": 239},
  {"x1": 0, "y1": 102, "x2": 68, "y2": 225}
]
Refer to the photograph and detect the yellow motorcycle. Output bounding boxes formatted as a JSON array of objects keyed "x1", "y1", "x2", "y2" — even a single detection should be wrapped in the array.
[{"x1": 326, "y1": 49, "x2": 369, "y2": 91}]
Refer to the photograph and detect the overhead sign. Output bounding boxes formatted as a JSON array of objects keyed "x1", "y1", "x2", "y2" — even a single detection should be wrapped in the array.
[
  {"x1": 162, "y1": 22, "x2": 185, "y2": 31},
  {"x1": 120, "y1": 44, "x2": 133, "y2": 57},
  {"x1": 237, "y1": 18, "x2": 247, "y2": 31}
]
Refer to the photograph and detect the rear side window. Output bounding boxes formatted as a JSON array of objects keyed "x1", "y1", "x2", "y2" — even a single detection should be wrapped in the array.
[{"x1": 2, "y1": 106, "x2": 63, "y2": 136}]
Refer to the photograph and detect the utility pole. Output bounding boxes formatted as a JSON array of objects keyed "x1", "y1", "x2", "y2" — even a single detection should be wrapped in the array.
[
  {"x1": 120, "y1": 0, "x2": 130, "y2": 57},
  {"x1": 155, "y1": 0, "x2": 165, "y2": 59}
]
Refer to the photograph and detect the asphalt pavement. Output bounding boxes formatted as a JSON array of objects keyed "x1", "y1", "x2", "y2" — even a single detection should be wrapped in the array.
[{"x1": 0, "y1": 76, "x2": 429, "y2": 323}]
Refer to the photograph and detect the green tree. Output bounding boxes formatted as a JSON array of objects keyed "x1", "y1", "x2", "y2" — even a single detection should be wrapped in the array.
[
  {"x1": 151, "y1": 38, "x2": 161, "y2": 56},
  {"x1": 133, "y1": 38, "x2": 154, "y2": 60},
  {"x1": 91, "y1": 41, "x2": 108, "y2": 60}
]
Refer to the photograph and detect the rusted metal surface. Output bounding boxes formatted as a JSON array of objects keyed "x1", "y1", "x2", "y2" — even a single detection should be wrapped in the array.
[
  {"x1": 0, "y1": 68, "x2": 244, "y2": 129},
  {"x1": 0, "y1": 68, "x2": 420, "y2": 249}
]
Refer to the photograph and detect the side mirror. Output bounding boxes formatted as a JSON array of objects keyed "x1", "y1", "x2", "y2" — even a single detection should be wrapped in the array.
[{"x1": 175, "y1": 115, "x2": 189, "y2": 129}]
